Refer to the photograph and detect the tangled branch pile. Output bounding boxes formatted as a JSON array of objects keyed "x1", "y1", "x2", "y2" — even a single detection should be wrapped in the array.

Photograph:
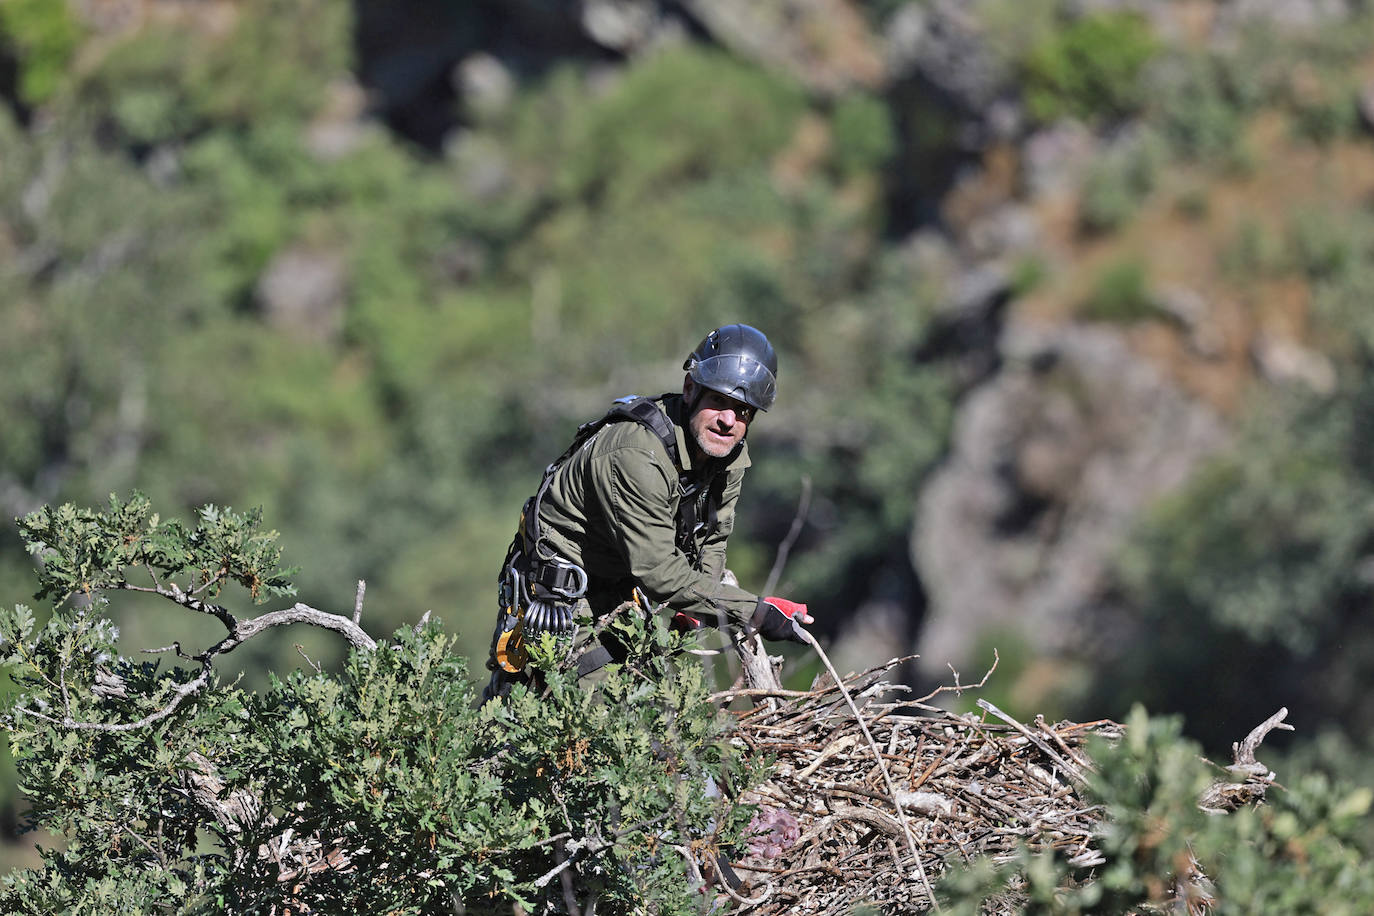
[{"x1": 714, "y1": 660, "x2": 1288, "y2": 915}]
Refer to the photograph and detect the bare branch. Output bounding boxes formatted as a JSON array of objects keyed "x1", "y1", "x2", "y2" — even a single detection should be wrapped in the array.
[
  {"x1": 141, "y1": 642, "x2": 188, "y2": 658},
  {"x1": 235, "y1": 603, "x2": 377, "y2": 651},
  {"x1": 182, "y1": 752, "x2": 265, "y2": 834},
  {"x1": 721, "y1": 477, "x2": 815, "y2": 703},
  {"x1": 295, "y1": 644, "x2": 323, "y2": 674},
  {"x1": 19, "y1": 662, "x2": 213, "y2": 733},
  {"x1": 1234, "y1": 706, "x2": 1293, "y2": 769},
  {"x1": 978, "y1": 699, "x2": 1087, "y2": 785},
  {"x1": 555, "y1": 840, "x2": 580, "y2": 916},
  {"x1": 352, "y1": 579, "x2": 366, "y2": 625},
  {"x1": 909, "y1": 649, "x2": 999, "y2": 706},
  {"x1": 28, "y1": 589, "x2": 378, "y2": 734},
  {"x1": 1199, "y1": 707, "x2": 1293, "y2": 813},
  {"x1": 189, "y1": 569, "x2": 228, "y2": 599},
  {"x1": 761, "y1": 475, "x2": 811, "y2": 599}
]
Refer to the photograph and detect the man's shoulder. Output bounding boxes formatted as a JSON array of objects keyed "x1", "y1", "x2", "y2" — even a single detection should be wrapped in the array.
[
  {"x1": 727, "y1": 438, "x2": 751, "y2": 472},
  {"x1": 581, "y1": 401, "x2": 679, "y2": 475},
  {"x1": 592, "y1": 414, "x2": 670, "y2": 454},
  {"x1": 586, "y1": 396, "x2": 679, "y2": 454}
]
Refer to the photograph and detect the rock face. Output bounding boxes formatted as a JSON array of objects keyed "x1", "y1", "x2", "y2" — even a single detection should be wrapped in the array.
[
  {"x1": 256, "y1": 248, "x2": 347, "y2": 344},
  {"x1": 682, "y1": 0, "x2": 885, "y2": 93},
  {"x1": 885, "y1": 0, "x2": 1013, "y2": 115},
  {"x1": 911, "y1": 321, "x2": 1229, "y2": 673},
  {"x1": 885, "y1": 0, "x2": 1023, "y2": 148},
  {"x1": 206, "y1": 0, "x2": 1296, "y2": 681}
]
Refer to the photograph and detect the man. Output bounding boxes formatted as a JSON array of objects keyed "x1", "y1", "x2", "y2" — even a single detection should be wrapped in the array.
[{"x1": 483, "y1": 323, "x2": 813, "y2": 701}]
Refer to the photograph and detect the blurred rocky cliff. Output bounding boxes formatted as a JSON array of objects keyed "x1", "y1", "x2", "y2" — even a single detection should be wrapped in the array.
[{"x1": 343, "y1": 0, "x2": 1360, "y2": 697}]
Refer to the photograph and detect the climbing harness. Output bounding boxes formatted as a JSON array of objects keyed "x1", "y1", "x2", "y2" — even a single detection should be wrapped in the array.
[
  {"x1": 486, "y1": 395, "x2": 730, "y2": 688},
  {"x1": 489, "y1": 540, "x2": 588, "y2": 676}
]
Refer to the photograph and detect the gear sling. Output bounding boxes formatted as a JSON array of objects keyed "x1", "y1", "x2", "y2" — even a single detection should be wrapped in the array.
[{"x1": 484, "y1": 395, "x2": 728, "y2": 696}]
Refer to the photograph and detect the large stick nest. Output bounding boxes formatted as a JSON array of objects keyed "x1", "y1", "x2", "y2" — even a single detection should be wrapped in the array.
[{"x1": 713, "y1": 658, "x2": 1288, "y2": 915}]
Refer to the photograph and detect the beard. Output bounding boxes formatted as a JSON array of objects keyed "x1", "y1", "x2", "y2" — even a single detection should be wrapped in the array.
[{"x1": 693, "y1": 424, "x2": 742, "y2": 458}]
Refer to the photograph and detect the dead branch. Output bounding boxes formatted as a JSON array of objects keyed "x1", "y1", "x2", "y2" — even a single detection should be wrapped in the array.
[
  {"x1": 717, "y1": 668, "x2": 1285, "y2": 915},
  {"x1": 1198, "y1": 707, "x2": 1292, "y2": 814},
  {"x1": 14, "y1": 579, "x2": 379, "y2": 734}
]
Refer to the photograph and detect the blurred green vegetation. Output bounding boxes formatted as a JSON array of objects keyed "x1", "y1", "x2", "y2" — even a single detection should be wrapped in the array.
[
  {"x1": 1022, "y1": 10, "x2": 1159, "y2": 125},
  {"x1": 1077, "y1": 128, "x2": 1164, "y2": 234},
  {"x1": 0, "y1": 0, "x2": 83, "y2": 107},
  {"x1": 5, "y1": 0, "x2": 1374, "y2": 886},
  {"x1": 0, "y1": 3, "x2": 945, "y2": 687},
  {"x1": 1079, "y1": 257, "x2": 1158, "y2": 323}
]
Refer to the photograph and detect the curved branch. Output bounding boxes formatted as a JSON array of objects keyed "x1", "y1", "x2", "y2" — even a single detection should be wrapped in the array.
[
  {"x1": 17, "y1": 661, "x2": 213, "y2": 733},
  {"x1": 1233, "y1": 706, "x2": 1292, "y2": 770},
  {"x1": 23, "y1": 589, "x2": 379, "y2": 733},
  {"x1": 235, "y1": 603, "x2": 377, "y2": 651},
  {"x1": 1198, "y1": 708, "x2": 1292, "y2": 813}
]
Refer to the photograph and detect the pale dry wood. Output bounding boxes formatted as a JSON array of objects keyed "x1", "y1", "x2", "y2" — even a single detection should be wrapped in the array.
[{"x1": 716, "y1": 663, "x2": 1289, "y2": 916}]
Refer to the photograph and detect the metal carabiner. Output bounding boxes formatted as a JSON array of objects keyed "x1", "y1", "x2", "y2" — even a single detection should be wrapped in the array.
[{"x1": 547, "y1": 558, "x2": 588, "y2": 600}]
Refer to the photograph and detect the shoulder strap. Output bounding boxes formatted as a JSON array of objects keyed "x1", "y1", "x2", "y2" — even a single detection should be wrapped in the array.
[
  {"x1": 602, "y1": 395, "x2": 679, "y2": 468},
  {"x1": 522, "y1": 395, "x2": 680, "y2": 561}
]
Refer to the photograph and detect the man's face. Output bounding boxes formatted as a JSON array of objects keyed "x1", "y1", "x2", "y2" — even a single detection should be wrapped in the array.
[{"x1": 686, "y1": 381, "x2": 755, "y2": 459}]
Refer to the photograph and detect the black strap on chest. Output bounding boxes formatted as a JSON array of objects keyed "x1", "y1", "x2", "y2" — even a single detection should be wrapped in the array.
[{"x1": 520, "y1": 394, "x2": 725, "y2": 572}]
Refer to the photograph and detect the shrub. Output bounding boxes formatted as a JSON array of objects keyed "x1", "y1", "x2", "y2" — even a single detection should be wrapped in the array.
[
  {"x1": 1220, "y1": 217, "x2": 1285, "y2": 280},
  {"x1": 1289, "y1": 82, "x2": 1359, "y2": 145},
  {"x1": 830, "y1": 92, "x2": 896, "y2": 177},
  {"x1": 1149, "y1": 52, "x2": 1252, "y2": 166},
  {"x1": 1078, "y1": 129, "x2": 1165, "y2": 234},
  {"x1": 1079, "y1": 257, "x2": 1158, "y2": 323},
  {"x1": 553, "y1": 46, "x2": 806, "y2": 207},
  {"x1": 940, "y1": 707, "x2": 1374, "y2": 915},
  {"x1": 0, "y1": 495, "x2": 760, "y2": 914},
  {"x1": 0, "y1": 0, "x2": 83, "y2": 106},
  {"x1": 1022, "y1": 11, "x2": 1160, "y2": 124}
]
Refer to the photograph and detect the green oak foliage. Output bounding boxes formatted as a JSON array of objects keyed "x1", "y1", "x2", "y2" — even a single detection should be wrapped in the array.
[
  {"x1": 19, "y1": 493, "x2": 297, "y2": 607},
  {"x1": 940, "y1": 708, "x2": 1374, "y2": 915},
  {"x1": 0, "y1": 498, "x2": 761, "y2": 913}
]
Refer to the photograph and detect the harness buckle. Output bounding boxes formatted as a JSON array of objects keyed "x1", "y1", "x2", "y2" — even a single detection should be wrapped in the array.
[{"x1": 542, "y1": 557, "x2": 588, "y2": 600}]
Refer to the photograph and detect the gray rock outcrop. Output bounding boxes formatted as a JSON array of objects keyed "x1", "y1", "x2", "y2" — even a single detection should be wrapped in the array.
[{"x1": 912, "y1": 320, "x2": 1230, "y2": 673}]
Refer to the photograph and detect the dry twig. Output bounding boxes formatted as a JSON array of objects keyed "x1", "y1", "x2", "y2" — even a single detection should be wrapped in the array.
[{"x1": 716, "y1": 664, "x2": 1289, "y2": 915}]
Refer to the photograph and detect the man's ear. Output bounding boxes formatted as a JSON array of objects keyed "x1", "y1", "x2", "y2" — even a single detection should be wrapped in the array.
[{"x1": 683, "y1": 375, "x2": 695, "y2": 399}]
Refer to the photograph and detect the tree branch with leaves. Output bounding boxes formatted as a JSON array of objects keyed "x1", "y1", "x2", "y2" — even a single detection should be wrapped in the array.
[{"x1": 0, "y1": 494, "x2": 760, "y2": 915}]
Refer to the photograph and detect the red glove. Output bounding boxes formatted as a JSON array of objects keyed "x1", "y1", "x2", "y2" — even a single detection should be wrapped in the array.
[
  {"x1": 670, "y1": 612, "x2": 706, "y2": 632},
  {"x1": 750, "y1": 596, "x2": 814, "y2": 644}
]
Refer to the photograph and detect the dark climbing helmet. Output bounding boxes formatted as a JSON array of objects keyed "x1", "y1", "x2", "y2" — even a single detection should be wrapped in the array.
[{"x1": 683, "y1": 324, "x2": 778, "y2": 411}]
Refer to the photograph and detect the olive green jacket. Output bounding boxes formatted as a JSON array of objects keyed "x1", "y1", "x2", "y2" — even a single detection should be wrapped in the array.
[{"x1": 535, "y1": 393, "x2": 759, "y2": 626}]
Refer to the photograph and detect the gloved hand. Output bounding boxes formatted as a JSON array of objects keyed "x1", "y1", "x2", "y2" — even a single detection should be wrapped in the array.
[
  {"x1": 670, "y1": 612, "x2": 706, "y2": 632},
  {"x1": 749, "y1": 596, "x2": 814, "y2": 644}
]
